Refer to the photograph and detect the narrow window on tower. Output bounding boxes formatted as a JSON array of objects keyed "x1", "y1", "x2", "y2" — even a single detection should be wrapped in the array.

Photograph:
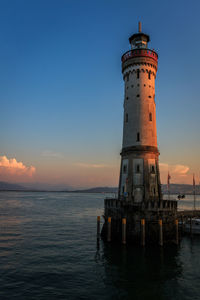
[
  {"x1": 126, "y1": 113, "x2": 128, "y2": 123},
  {"x1": 127, "y1": 74, "x2": 129, "y2": 82},
  {"x1": 149, "y1": 113, "x2": 152, "y2": 121},
  {"x1": 136, "y1": 165, "x2": 140, "y2": 173},
  {"x1": 137, "y1": 132, "x2": 140, "y2": 142},
  {"x1": 151, "y1": 165, "x2": 155, "y2": 173},
  {"x1": 137, "y1": 69, "x2": 140, "y2": 79},
  {"x1": 148, "y1": 72, "x2": 151, "y2": 80},
  {"x1": 123, "y1": 165, "x2": 127, "y2": 174}
]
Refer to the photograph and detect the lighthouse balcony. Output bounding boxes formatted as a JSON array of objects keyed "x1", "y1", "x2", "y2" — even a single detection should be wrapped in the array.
[{"x1": 121, "y1": 48, "x2": 158, "y2": 64}]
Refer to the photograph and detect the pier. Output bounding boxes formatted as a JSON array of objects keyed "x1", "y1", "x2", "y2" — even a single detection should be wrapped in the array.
[
  {"x1": 177, "y1": 210, "x2": 200, "y2": 218},
  {"x1": 99, "y1": 202, "x2": 200, "y2": 245}
]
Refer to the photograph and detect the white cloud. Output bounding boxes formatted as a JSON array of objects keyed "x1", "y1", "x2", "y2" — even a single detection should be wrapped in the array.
[
  {"x1": 173, "y1": 164, "x2": 189, "y2": 175},
  {"x1": 0, "y1": 155, "x2": 36, "y2": 177}
]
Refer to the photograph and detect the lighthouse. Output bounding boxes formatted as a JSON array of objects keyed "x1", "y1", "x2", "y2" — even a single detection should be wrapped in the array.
[
  {"x1": 101, "y1": 23, "x2": 177, "y2": 244},
  {"x1": 119, "y1": 22, "x2": 162, "y2": 204}
]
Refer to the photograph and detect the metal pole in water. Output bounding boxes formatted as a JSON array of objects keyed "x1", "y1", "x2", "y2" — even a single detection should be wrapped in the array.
[
  {"x1": 97, "y1": 216, "x2": 100, "y2": 239},
  {"x1": 107, "y1": 217, "x2": 111, "y2": 242},
  {"x1": 175, "y1": 219, "x2": 179, "y2": 245},
  {"x1": 122, "y1": 218, "x2": 126, "y2": 244},
  {"x1": 159, "y1": 219, "x2": 163, "y2": 246},
  {"x1": 141, "y1": 219, "x2": 145, "y2": 246}
]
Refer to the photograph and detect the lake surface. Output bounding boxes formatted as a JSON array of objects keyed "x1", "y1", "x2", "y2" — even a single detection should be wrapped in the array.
[{"x1": 0, "y1": 191, "x2": 200, "y2": 300}]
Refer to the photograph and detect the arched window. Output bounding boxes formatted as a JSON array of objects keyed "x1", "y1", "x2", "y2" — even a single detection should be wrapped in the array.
[
  {"x1": 126, "y1": 113, "x2": 128, "y2": 122},
  {"x1": 149, "y1": 113, "x2": 152, "y2": 121},
  {"x1": 148, "y1": 72, "x2": 151, "y2": 80},
  {"x1": 137, "y1": 69, "x2": 140, "y2": 79},
  {"x1": 137, "y1": 132, "x2": 140, "y2": 142}
]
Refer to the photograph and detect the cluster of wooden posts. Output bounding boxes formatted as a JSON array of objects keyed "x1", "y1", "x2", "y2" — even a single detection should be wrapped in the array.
[{"x1": 97, "y1": 216, "x2": 179, "y2": 246}]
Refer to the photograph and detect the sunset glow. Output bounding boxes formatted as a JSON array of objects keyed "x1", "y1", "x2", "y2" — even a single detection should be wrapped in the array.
[{"x1": 0, "y1": 1, "x2": 199, "y2": 189}]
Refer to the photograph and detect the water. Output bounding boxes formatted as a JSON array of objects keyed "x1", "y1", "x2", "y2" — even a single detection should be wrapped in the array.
[
  {"x1": 0, "y1": 192, "x2": 200, "y2": 300},
  {"x1": 164, "y1": 194, "x2": 200, "y2": 211}
]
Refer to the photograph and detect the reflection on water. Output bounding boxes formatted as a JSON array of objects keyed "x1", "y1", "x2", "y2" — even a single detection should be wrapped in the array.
[
  {"x1": 95, "y1": 243, "x2": 183, "y2": 299},
  {"x1": 0, "y1": 192, "x2": 199, "y2": 299}
]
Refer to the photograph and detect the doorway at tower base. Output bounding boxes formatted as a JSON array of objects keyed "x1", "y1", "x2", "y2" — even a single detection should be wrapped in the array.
[{"x1": 101, "y1": 198, "x2": 178, "y2": 244}]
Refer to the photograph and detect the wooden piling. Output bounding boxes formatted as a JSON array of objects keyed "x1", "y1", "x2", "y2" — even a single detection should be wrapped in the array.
[
  {"x1": 122, "y1": 218, "x2": 126, "y2": 244},
  {"x1": 141, "y1": 219, "x2": 145, "y2": 246},
  {"x1": 175, "y1": 219, "x2": 179, "y2": 245},
  {"x1": 190, "y1": 217, "x2": 192, "y2": 236},
  {"x1": 97, "y1": 216, "x2": 100, "y2": 239},
  {"x1": 159, "y1": 219, "x2": 163, "y2": 246},
  {"x1": 107, "y1": 217, "x2": 111, "y2": 242}
]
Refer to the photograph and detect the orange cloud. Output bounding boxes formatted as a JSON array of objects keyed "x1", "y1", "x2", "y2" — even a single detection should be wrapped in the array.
[
  {"x1": 159, "y1": 162, "x2": 190, "y2": 184},
  {"x1": 160, "y1": 163, "x2": 189, "y2": 176},
  {"x1": 0, "y1": 155, "x2": 36, "y2": 177}
]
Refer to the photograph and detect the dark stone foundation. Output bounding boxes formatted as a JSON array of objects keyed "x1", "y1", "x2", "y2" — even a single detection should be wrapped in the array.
[{"x1": 101, "y1": 198, "x2": 178, "y2": 245}]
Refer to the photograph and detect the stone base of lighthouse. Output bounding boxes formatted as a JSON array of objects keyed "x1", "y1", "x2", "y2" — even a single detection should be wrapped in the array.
[
  {"x1": 101, "y1": 146, "x2": 178, "y2": 244},
  {"x1": 118, "y1": 146, "x2": 162, "y2": 204},
  {"x1": 101, "y1": 198, "x2": 178, "y2": 244}
]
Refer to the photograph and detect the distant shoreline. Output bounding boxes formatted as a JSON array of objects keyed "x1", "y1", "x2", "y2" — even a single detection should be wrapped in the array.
[
  {"x1": 0, "y1": 189, "x2": 199, "y2": 195},
  {"x1": 0, "y1": 182, "x2": 199, "y2": 195}
]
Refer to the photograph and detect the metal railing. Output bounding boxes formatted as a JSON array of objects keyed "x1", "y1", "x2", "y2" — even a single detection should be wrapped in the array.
[{"x1": 121, "y1": 48, "x2": 158, "y2": 63}]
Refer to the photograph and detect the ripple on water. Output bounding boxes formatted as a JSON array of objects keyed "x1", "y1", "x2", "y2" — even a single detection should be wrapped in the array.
[{"x1": 0, "y1": 192, "x2": 199, "y2": 300}]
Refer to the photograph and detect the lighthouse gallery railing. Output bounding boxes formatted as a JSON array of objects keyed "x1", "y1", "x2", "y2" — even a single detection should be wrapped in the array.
[{"x1": 121, "y1": 48, "x2": 158, "y2": 63}]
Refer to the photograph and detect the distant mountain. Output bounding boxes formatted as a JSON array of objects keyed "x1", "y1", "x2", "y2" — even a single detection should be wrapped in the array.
[
  {"x1": 70, "y1": 184, "x2": 200, "y2": 195},
  {"x1": 69, "y1": 187, "x2": 118, "y2": 193},
  {"x1": 21, "y1": 182, "x2": 73, "y2": 191},
  {"x1": 0, "y1": 181, "x2": 26, "y2": 191},
  {"x1": 0, "y1": 182, "x2": 199, "y2": 195},
  {"x1": 162, "y1": 184, "x2": 200, "y2": 195}
]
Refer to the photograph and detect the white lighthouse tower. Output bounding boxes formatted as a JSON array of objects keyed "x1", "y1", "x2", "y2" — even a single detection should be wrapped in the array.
[
  {"x1": 102, "y1": 23, "x2": 177, "y2": 243},
  {"x1": 118, "y1": 22, "x2": 162, "y2": 204}
]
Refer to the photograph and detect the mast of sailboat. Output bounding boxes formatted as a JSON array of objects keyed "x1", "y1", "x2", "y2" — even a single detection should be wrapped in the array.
[
  {"x1": 193, "y1": 174, "x2": 196, "y2": 211},
  {"x1": 167, "y1": 171, "x2": 171, "y2": 200}
]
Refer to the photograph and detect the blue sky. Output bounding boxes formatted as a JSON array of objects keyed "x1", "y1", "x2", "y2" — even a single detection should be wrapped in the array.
[{"x1": 0, "y1": 0, "x2": 199, "y2": 187}]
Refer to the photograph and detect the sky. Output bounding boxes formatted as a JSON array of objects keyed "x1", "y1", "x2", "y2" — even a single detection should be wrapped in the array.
[{"x1": 0, "y1": 0, "x2": 200, "y2": 188}]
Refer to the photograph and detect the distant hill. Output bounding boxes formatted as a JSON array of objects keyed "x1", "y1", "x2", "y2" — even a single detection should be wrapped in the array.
[
  {"x1": 68, "y1": 187, "x2": 118, "y2": 193},
  {"x1": 71, "y1": 184, "x2": 200, "y2": 195},
  {"x1": 161, "y1": 184, "x2": 200, "y2": 195},
  {"x1": 0, "y1": 181, "x2": 199, "y2": 195},
  {"x1": 0, "y1": 181, "x2": 26, "y2": 191}
]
